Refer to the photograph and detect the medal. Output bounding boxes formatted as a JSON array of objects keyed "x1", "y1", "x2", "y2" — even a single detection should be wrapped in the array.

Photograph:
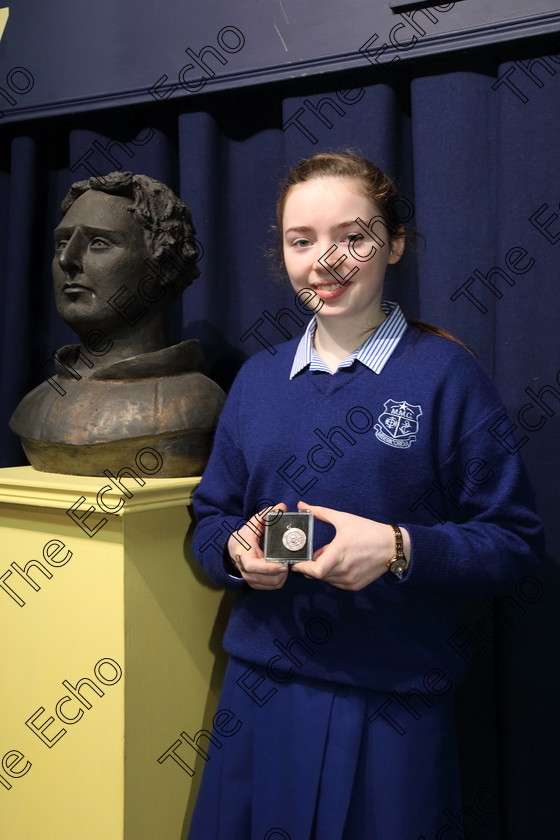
[
  {"x1": 263, "y1": 510, "x2": 313, "y2": 564},
  {"x1": 282, "y1": 525, "x2": 307, "y2": 552}
]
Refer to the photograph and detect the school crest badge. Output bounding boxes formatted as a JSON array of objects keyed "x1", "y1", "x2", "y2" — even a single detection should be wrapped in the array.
[{"x1": 375, "y1": 400, "x2": 422, "y2": 449}]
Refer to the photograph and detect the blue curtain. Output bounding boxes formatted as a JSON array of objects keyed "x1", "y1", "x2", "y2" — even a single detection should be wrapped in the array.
[{"x1": 1, "y1": 36, "x2": 558, "y2": 837}]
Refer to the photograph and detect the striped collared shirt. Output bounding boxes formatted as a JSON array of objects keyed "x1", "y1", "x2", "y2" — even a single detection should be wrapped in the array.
[{"x1": 289, "y1": 301, "x2": 408, "y2": 379}]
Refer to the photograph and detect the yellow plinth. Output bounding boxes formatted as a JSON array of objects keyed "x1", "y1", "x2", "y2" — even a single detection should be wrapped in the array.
[{"x1": 0, "y1": 466, "x2": 230, "y2": 840}]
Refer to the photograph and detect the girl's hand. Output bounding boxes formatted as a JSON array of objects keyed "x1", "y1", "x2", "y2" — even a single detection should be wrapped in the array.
[
  {"x1": 291, "y1": 501, "x2": 410, "y2": 590},
  {"x1": 227, "y1": 503, "x2": 290, "y2": 590}
]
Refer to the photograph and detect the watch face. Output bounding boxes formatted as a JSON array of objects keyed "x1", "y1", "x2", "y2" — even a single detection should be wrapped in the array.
[{"x1": 390, "y1": 558, "x2": 407, "y2": 575}]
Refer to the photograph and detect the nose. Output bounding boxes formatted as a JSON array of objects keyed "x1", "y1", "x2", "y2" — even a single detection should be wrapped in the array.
[
  {"x1": 58, "y1": 231, "x2": 84, "y2": 276},
  {"x1": 312, "y1": 241, "x2": 335, "y2": 275}
]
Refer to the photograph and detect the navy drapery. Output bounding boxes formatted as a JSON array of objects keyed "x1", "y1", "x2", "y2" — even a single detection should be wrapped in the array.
[{"x1": 1, "y1": 37, "x2": 559, "y2": 837}]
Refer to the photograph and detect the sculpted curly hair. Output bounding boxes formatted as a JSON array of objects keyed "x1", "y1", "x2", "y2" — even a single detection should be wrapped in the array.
[{"x1": 61, "y1": 171, "x2": 200, "y2": 293}]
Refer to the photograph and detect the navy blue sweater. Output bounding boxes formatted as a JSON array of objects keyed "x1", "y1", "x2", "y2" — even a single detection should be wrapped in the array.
[{"x1": 192, "y1": 325, "x2": 543, "y2": 692}]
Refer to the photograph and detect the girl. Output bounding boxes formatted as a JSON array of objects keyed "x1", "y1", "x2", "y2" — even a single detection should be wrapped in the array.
[{"x1": 188, "y1": 153, "x2": 542, "y2": 839}]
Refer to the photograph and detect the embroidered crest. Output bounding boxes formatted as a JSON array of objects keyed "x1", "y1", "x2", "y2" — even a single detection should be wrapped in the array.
[{"x1": 375, "y1": 400, "x2": 422, "y2": 449}]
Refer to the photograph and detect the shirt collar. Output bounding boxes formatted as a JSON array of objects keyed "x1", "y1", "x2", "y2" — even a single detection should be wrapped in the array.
[{"x1": 289, "y1": 301, "x2": 407, "y2": 379}]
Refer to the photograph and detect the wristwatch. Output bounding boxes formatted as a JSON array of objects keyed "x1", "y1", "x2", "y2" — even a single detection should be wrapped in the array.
[{"x1": 386, "y1": 524, "x2": 408, "y2": 579}]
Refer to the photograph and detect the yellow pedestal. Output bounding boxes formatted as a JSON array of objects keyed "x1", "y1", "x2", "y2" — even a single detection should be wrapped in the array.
[{"x1": 0, "y1": 466, "x2": 230, "y2": 840}]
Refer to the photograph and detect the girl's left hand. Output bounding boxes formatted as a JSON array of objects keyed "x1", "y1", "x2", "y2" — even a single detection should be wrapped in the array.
[{"x1": 291, "y1": 501, "x2": 410, "y2": 590}]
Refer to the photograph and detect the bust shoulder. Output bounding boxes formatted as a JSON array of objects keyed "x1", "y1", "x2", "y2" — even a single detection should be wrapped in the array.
[{"x1": 10, "y1": 342, "x2": 226, "y2": 477}]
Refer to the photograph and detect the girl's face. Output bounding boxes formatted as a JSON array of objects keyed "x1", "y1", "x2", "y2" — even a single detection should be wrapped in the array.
[{"x1": 282, "y1": 176, "x2": 403, "y2": 324}]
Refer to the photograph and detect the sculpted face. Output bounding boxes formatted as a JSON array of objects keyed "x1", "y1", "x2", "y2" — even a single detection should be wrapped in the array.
[{"x1": 52, "y1": 190, "x2": 154, "y2": 334}]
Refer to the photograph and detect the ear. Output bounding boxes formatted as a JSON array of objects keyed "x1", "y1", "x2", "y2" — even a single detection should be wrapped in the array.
[{"x1": 388, "y1": 227, "x2": 405, "y2": 264}]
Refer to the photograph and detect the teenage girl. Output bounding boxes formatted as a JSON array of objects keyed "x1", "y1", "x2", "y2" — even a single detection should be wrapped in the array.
[{"x1": 187, "y1": 153, "x2": 542, "y2": 840}]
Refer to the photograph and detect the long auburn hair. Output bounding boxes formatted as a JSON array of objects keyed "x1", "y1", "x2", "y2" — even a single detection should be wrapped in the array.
[{"x1": 276, "y1": 152, "x2": 472, "y2": 353}]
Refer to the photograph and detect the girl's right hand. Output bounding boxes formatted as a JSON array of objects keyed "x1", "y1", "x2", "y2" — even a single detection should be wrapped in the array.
[{"x1": 227, "y1": 503, "x2": 289, "y2": 590}]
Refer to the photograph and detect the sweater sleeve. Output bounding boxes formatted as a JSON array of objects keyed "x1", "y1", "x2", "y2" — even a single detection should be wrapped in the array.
[
  {"x1": 400, "y1": 376, "x2": 544, "y2": 596},
  {"x1": 190, "y1": 369, "x2": 251, "y2": 589}
]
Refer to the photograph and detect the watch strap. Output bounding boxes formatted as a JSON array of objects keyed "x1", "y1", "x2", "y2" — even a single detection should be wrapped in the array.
[{"x1": 386, "y1": 523, "x2": 407, "y2": 579}]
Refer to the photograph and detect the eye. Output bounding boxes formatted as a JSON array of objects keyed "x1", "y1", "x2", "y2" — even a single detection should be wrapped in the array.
[
  {"x1": 344, "y1": 233, "x2": 364, "y2": 245},
  {"x1": 293, "y1": 238, "x2": 311, "y2": 248},
  {"x1": 89, "y1": 237, "x2": 110, "y2": 249},
  {"x1": 55, "y1": 240, "x2": 68, "y2": 251}
]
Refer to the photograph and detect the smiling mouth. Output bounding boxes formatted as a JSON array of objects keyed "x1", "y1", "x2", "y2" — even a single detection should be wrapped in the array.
[{"x1": 312, "y1": 281, "x2": 352, "y2": 300}]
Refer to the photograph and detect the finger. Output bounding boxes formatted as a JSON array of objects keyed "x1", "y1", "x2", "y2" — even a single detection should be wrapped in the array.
[
  {"x1": 253, "y1": 502, "x2": 287, "y2": 528},
  {"x1": 238, "y1": 504, "x2": 287, "y2": 550},
  {"x1": 244, "y1": 568, "x2": 289, "y2": 583},
  {"x1": 292, "y1": 559, "x2": 329, "y2": 578},
  {"x1": 241, "y1": 555, "x2": 290, "y2": 577},
  {"x1": 258, "y1": 502, "x2": 287, "y2": 516},
  {"x1": 242, "y1": 566, "x2": 289, "y2": 588},
  {"x1": 245, "y1": 579, "x2": 288, "y2": 590},
  {"x1": 229, "y1": 529, "x2": 260, "y2": 560},
  {"x1": 232, "y1": 548, "x2": 265, "y2": 570},
  {"x1": 296, "y1": 501, "x2": 340, "y2": 527},
  {"x1": 292, "y1": 548, "x2": 342, "y2": 579},
  {"x1": 237, "y1": 563, "x2": 288, "y2": 585}
]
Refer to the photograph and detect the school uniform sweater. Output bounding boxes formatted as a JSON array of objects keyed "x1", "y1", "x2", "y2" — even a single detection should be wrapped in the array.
[{"x1": 192, "y1": 322, "x2": 543, "y2": 693}]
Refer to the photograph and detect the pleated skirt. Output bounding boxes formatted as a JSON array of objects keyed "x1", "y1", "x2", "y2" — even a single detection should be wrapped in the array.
[{"x1": 187, "y1": 657, "x2": 461, "y2": 840}]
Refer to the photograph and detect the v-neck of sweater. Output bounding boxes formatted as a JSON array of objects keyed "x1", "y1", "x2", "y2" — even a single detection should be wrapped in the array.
[{"x1": 308, "y1": 361, "x2": 371, "y2": 396}]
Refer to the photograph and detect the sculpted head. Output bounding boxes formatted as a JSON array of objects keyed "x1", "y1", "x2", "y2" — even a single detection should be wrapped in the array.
[{"x1": 53, "y1": 172, "x2": 200, "y2": 336}]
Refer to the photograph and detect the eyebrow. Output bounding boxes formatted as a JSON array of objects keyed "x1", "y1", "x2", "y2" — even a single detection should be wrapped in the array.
[
  {"x1": 284, "y1": 225, "x2": 313, "y2": 236},
  {"x1": 53, "y1": 225, "x2": 120, "y2": 238},
  {"x1": 284, "y1": 220, "x2": 362, "y2": 236}
]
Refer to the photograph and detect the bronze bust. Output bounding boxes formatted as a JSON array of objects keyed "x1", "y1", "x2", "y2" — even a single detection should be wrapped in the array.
[{"x1": 10, "y1": 172, "x2": 225, "y2": 477}]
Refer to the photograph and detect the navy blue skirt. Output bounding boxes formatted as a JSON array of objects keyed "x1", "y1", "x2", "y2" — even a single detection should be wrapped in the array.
[{"x1": 187, "y1": 657, "x2": 461, "y2": 840}]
